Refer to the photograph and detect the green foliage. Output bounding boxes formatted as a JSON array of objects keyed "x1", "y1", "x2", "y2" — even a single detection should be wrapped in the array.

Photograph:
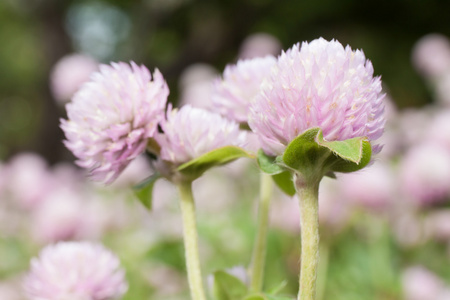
[
  {"x1": 212, "y1": 270, "x2": 248, "y2": 300},
  {"x1": 132, "y1": 172, "x2": 161, "y2": 210},
  {"x1": 177, "y1": 146, "x2": 254, "y2": 180}
]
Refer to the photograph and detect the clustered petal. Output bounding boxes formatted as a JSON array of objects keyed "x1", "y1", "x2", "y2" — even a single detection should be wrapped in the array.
[
  {"x1": 249, "y1": 37, "x2": 385, "y2": 156},
  {"x1": 24, "y1": 241, "x2": 128, "y2": 300},
  {"x1": 155, "y1": 105, "x2": 247, "y2": 165},
  {"x1": 212, "y1": 56, "x2": 276, "y2": 123},
  {"x1": 61, "y1": 62, "x2": 169, "y2": 184}
]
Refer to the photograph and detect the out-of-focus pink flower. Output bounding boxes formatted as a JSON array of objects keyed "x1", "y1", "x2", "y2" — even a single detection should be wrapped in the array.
[
  {"x1": 239, "y1": 33, "x2": 282, "y2": 60},
  {"x1": 212, "y1": 56, "x2": 276, "y2": 123},
  {"x1": 4, "y1": 153, "x2": 53, "y2": 209},
  {"x1": 412, "y1": 34, "x2": 450, "y2": 79},
  {"x1": 399, "y1": 142, "x2": 450, "y2": 205},
  {"x1": 111, "y1": 154, "x2": 152, "y2": 189},
  {"x1": 425, "y1": 109, "x2": 450, "y2": 150},
  {"x1": 50, "y1": 54, "x2": 98, "y2": 104},
  {"x1": 61, "y1": 61, "x2": 169, "y2": 184},
  {"x1": 424, "y1": 210, "x2": 450, "y2": 241},
  {"x1": 396, "y1": 106, "x2": 435, "y2": 149},
  {"x1": 402, "y1": 266, "x2": 445, "y2": 300},
  {"x1": 436, "y1": 73, "x2": 450, "y2": 106},
  {"x1": 30, "y1": 186, "x2": 106, "y2": 243},
  {"x1": 155, "y1": 105, "x2": 247, "y2": 165},
  {"x1": 249, "y1": 38, "x2": 385, "y2": 156},
  {"x1": 179, "y1": 63, "x2": 218, "y2": 109},
  {"x1": 339, "y1": 161, "x2": 395, "y2": 210},
  {"x1": 24, "y1": 241, "x2": 128, "y2": 300}
]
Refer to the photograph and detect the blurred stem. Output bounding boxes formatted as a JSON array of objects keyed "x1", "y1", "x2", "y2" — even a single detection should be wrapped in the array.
[
  {"x1": 249, "y1": 172, "x2": 273, "y2": 292},
  {"x1": 316, "y1": 241, "x2": 330, "y2": 300},
  {"x1": 295, "y1": 174, "x2": 320, "y2": 300},
  {"x1": 177, "y1": 181, "x2": 206, "y2": 300}
]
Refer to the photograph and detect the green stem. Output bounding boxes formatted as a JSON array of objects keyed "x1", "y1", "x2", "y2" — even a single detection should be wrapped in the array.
[
  {"x1": 316, "y1": 242, "x2": 330, "y2": 300},
  {"x1": 295, "y1": 174, "x2": 320, "y2": 300},
  {"x1": 177, "y1": 181, "x2": 207, "y2": 300},
  {"x1": 249, "y1": 172, "x2": 273, "y2": 292}
]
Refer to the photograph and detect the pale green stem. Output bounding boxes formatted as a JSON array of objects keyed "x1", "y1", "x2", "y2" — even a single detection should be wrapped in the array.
[
  {"x1": 177, "y1": 181, "x2": 207, "y2": 300},
  {"x1": 249, "y1": 172, "x2": 273, "y2": 292},
  {"x1": 295, "y1": 174, "x2": 320, "y2": 300},
  {"x1": 316, "y1": 242, "x2": 330, "y2": 300}
]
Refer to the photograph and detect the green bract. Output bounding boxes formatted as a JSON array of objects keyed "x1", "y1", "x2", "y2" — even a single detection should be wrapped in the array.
[
  {"x1": 258, "y1": 127, "x2": 372, "y2": 195},
  {"x1": 177, "y1": 146, "x2": 254, "y2": 180},
  {"x1": 133, "y1": 146, "x2": 253, "y2": 210}
]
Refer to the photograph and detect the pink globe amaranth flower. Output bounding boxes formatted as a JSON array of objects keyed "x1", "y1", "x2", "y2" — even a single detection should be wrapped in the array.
[
  {"x1": 402, "y1": 266, "x2": 445, "y2": 300},
  {"x1": 339, "y1": 161, "x2": 395, "y2": 210},
  {"x1": 212, "y1": 56, "x2": 277, "y2": 123},
  {"x1": 238, "y1": 33, "x2": 282, "y2": 60},
  {"x1": 179, "y1": 63, "x2": 218, "y2": 109},
  {"x1": 61, "y1": 61, "x2": 169, "y2": 184},
  {"x1": 399, "y1": 142, "x2": 450, "y2": 205},
  {"x1": 24, "y1": 241, "x2": 128, "y2": 300},
  {"x1": 155, "y1": 105, "x2": 247, "y2": 165},
  {"x1": 412, "y1": 34, "x2": 450, "y2": 79},
  {"x1": 50, "y1": 54, "x2": 98, "y2": 104},
  {"x1": 249, "y1": 37, "x2": 385, "y2": 157}
]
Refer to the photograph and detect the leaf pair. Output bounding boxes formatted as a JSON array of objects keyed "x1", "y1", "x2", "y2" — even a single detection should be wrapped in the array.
[
  {"x1": 133, "y1": 146, "x2": 254, "y2": 209},
  {"x1": 212, "y1": 271, "x2": 293, "y2": 300},
  {"x1": 258, "y1": 127, "x2": 372, "y2": 195}
]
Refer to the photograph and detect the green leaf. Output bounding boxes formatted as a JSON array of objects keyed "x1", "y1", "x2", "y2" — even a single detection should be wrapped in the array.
[
  {"x1": 267, "y1": 280, "x2": 288, "y2": 295},
  {"x1": 315, "y1": 130, "x2": 365, "y2": 163},
  {"x1": 282, "y1": 127, "x2": 330, "y2": 173},
  {"x1": 257, "y1": 149, "x2": 285, "y2": 175},
  {"x1": 325, "y1": 139, "x2": 372, "y2": 173},
  {"x1": 177, "y1": 146, "x2": 254, "y2": 180},
  {"x1": 132, "y1": 173, "x2": 161, "y2": 210},
  {"x1": 272, "y1": 172, "x2": 295, "y2": 196},
  {"x1": 212, "y1": 270, "x2": 248, "y2": 300}
]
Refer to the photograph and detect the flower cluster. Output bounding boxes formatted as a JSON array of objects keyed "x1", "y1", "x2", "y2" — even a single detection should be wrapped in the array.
[
  {"x1": 24, "y1": 242, "x2": 128, "y2": 300},
  {"x1": 248, "y1": 38, "x2": 385, "y2": 156},
  {"x1": 156, "y1": 105, "x2": 247, "y2": 165},
  {"x1": 61, "y1": 62, "x2": 169, "y2": 184}
]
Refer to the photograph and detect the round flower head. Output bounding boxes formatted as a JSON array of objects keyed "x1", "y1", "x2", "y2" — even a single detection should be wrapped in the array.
[
  {"x1": 50, "y1": 54, "x2": 98, "y2": 104},
  {"x1": 61, "y1": 61, "x2": 169, "y2": 184},
  {"x1": 249, "y1": 38, "x2": 385, "y2": 156},
  {"x1": 212, "y1": 56, "x2": 276, "y2": 123},
  {"x1": 24, "y1": 241, "x2": 128, "y2": 300},
  {"x1": 155, "y1": 105, "x2": 247, "y2": 165}
]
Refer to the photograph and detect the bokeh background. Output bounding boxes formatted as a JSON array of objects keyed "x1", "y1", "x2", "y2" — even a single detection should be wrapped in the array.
[
  {"x1": 2, "y1": 0, "x2": 450, "y2": 299},
  {"x1": 1, "y1": 0, "x2": 449, "y2": 162}
]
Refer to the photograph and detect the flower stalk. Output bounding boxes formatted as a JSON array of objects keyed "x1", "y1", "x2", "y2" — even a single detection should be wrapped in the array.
[
  {"x1": 177, "y1": 181, "x2": 207, "y2": 300},
  {"x1": 249, "y1": 172, "x2": 273, "y2": 292},
  {"x1": 295, "y1": 173, "x2": 320, "y2": 300}
]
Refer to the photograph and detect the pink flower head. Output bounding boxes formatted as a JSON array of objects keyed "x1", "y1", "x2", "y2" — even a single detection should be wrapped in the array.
[
  {"x1": 24, "y1": 241, "x2": 128, "y2": 300},
  {"x1": 399, "y1": 142, "x2": 450, "y2": 205},
  {"x1": 50, "y1": 54, "x2": 98, "y2": 104},
  {"x1": 238, "y1": 33, "x2": 282, "y2": 60},
  {"x1": 412, "y1": 34, "x2": 450, "y2": 79},
  {"x1": 155, "y1": 105, "x2": 247, "y2": 165},
  {"x1": 61, "y1": 61, "x2": 169, "y2": 184},
  {"x1": 212, "y1": 56, "x2": 277, "y2": 123},
  {"x1": 249, "y1": 37, "x2": 385, "y2": 156}
]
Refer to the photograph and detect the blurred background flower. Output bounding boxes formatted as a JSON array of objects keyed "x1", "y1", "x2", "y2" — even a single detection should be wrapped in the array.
[{"x1": 1, "y1": 0, "x2": 450, "y2": 299}]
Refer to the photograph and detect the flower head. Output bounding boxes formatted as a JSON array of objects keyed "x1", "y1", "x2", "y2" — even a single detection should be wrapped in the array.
[
  {"x1": 61, "y1": 61, "x2": 169, "y2": 184},
  {"x1": 155, "y1": 105, "x2": 247, "y2": 165},
  {"x1": 24, "y1": 241, "x2": 128, "y2": 300},
  {"x1": 50, "y1": 54, "x2": 98, "y2": 104},
  {"x1": 212, "y1": 56, "x2": 276, "y2": 123},
  {"x1": 249, "y1": 38, "x2": 385, "y2": 156}
]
